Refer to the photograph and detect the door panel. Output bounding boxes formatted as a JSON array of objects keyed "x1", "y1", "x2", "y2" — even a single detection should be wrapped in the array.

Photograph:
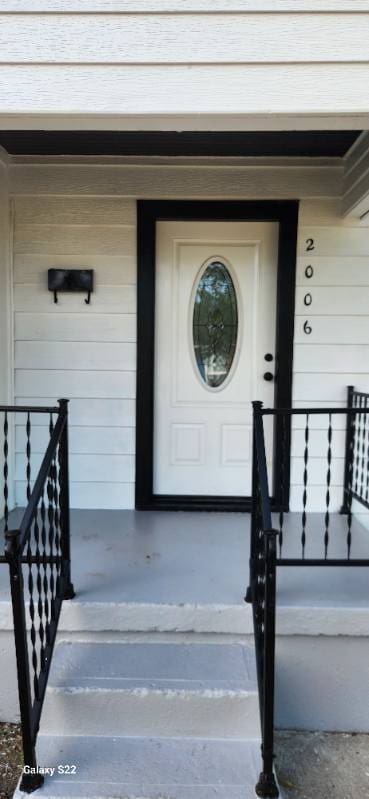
[{"x1": 154, "y1": 220, "x2": 278, "y2": 497}]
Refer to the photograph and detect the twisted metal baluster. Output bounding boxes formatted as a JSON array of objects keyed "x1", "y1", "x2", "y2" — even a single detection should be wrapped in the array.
[
  {"x1": 38, "y1": 488, "x2": 47, "y2": 671},
  {"x1": 301, "y1": 413, "x2": 309, "y2": 559},
  {"x1": 53, "y1": 443, "x2": 62, "y2": 599},
  {"x1": 324, "y1": 414, "x2": 332, "y2": 560},
  {"x1": 354, "y1": 396, "x2": 362, "y2": 497},
  {"x1": 278, "y1": 413, "x2": 287, "y2": 557},
  {"x1": 26, "y1": 411, "x2": 31, "y2": 502},
  {"x1": 361, "y1": 396, "x2": 366, "y2": 504},
  {"x1": 3, "y1": 412, "x2": 9, "y2": 533},
  {"x1": 26, "y1": 522, "x2": 39, "y2": 701},
  {"x1": 346, "y1": 411, "x2": 355, "y2": 560},
  {"x1": 47, "y1": 456, "x2": 56, "y2": 626}
]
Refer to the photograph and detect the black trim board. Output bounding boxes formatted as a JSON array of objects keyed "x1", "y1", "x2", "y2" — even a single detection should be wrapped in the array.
[{"x1": 136, "y1": 200, "x2": 298, "y2": 512}]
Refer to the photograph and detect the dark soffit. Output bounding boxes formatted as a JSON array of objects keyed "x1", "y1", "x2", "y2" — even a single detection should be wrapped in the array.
[{"x1": 0, "y1": 130, "x2": 361, "y2": 157}]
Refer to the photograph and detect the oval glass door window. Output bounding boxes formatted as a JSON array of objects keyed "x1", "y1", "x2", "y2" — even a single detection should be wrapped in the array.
[{"x1": 193, "y1": 260, "x2": 238, "y2": 388}]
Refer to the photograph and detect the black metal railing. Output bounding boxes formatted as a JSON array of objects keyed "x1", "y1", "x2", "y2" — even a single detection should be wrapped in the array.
[
  {"x1": 245, "y1": 403, "x2": 279, "y2": 798},
  {"x1": 342, "y1": 385, "x2": 369, "y2": 514},
  {"x1": 0, "y1": 399, "x2": 74, "y2": 793},
  {"x1": 246, "y1": 395, "x2": 369, "y2": 797}
]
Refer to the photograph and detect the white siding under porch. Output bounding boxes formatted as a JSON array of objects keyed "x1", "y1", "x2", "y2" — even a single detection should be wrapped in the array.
[{"x1": 9, "y1": 160, "x2": 369, "y2": 510}]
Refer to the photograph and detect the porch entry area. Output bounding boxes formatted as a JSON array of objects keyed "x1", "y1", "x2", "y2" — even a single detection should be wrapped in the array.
[{"x1": 136, "y1": 201, "x2": 298, "y2": 511}]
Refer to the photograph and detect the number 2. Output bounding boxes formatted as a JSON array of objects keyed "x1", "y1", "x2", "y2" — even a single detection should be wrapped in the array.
[{"x1": 306, "y1": 238, "x2": 315, "y2": 251}]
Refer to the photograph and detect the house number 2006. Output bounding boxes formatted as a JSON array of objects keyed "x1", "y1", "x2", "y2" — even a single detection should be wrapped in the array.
[{"x1": 304, "y1": 239, "x2": 315, "y2": 333}]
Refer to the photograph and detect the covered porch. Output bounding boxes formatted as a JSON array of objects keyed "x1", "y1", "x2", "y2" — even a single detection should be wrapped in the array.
[{"x1": 2, "y1": 507, "x2": 369, "y2": 613}]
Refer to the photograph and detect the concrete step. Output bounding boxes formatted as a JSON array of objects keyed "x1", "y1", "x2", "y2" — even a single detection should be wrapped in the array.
[
  {"x1": 15, "y1": 735, "x2": 262, "y2": 799},
  {"x1": 42, "y1": 641, "x2": 260, "y2": 739}
]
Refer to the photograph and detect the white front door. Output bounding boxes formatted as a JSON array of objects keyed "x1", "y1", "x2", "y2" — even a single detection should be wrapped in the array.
[{"x1": 154, "y1": 220, "x2": 278, "y2": 497}]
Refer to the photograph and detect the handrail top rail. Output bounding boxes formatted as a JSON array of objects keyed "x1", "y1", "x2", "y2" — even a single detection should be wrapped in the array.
[
  {"x1": 5, "y1": 411, "x2": 67, "y2": 557},
  {"x1": 0, "y1": 404, "x2": 62, "y2": 414},
  {"x1": 258, "y1": 406, "x2": 369, "y2": 416}
]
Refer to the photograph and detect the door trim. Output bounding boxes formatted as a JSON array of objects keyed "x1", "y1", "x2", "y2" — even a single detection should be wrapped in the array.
[{"x1": 136, "y1": 200, "x2": 299, "y2": 511}]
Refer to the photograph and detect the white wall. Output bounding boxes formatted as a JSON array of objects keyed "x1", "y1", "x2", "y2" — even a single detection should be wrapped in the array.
[
  {"x1": 291, "y1": 201, "x2": 369, "y2": 512},
  {"x1": 8, "y1": 158, "x2": 369, "y2": 510},
  {"x1": 0, "y1": 4, "x2": 369, "y2": 126}
]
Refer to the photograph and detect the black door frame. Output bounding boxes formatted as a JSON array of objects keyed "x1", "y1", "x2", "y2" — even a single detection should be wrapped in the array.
[{"x1": 136, "y1": 200, "x2": 299, "y2": 511}]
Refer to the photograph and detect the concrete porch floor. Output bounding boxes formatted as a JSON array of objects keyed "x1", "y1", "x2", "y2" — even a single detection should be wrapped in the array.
[
  {"x1": 0, "y1": 509, "x2": 369, "y2": 617},
  {"x1": 1, "y1": 509, "x2": 369, "y2": 731}
]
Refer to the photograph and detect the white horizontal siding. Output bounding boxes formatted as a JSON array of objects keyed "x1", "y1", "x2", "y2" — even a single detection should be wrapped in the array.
[
  {"x1": 15, "y1": 425, "x2": 135, "y2": 455},
  {"x1": 4, "y1": 2, "x2": 369, "y2": 11},
  {"x1": 0, "y1": 0, "x2": 367, "y2": 138},
  {"x1": 291, "y1": 199, "x2": 369, "y2": 511},
  {"x1": 1, "y1": 65, "x2": 369, "y2": 118},
  {"x1": 13, "y1": 192, "x2": 138, "y2": 508},
  {"x1": 2, "y1": 14, "x2": 369, "y2": 63},
  {"x1": 10, "y1": 162, "x2": 342, "y2": 200},
  {"x1": 15, "y1": 313, "x2": 136, "y2": 343},
  {"x1": 11, "y1": 169, "x2": 369, "y2": 512},
  {"x1": 15, "y1": 341, "x2": 136, "y2": 371},
  {"x1": 0, "y1": 6, "x2": 369, "y2": 119},
  {"x1": 16, "y1": 398, "x2": 136, "y2": 428}
]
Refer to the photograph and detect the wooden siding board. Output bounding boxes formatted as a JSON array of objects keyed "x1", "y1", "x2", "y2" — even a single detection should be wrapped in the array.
[
  {"x1": 15, "y1": 312, "x2": 136, "y2": 342},
  {"x1": 15, "y1": 397, "x2": 136, "y2": 427},
  {"x1": 14, "y1": 196, "x2": 136, "y2": 225},
  {"x1": 15, "y1": 340, "x2": 136, "y2": 371},
  {"x1": 15, "y1": 369, "x2": 137, "y2": 398},
  {"x1": 10, "y1": 163, "x2": 343, "y2": 199},
  {"x1": 15, "y1": 425, "x2": 135, "y2": 455},
  {"x1": 1, "y1": 15, "x2": 369, "y2": 63},
  {"x1": 4, "y1": 1, "x2": 369, "y2": 11},
  {"x1": 1, "y1": 65, "x2": 369, "y2": 116},
  {"x1": 14, "y1": 224, "x2": 136, "y2": 256}
]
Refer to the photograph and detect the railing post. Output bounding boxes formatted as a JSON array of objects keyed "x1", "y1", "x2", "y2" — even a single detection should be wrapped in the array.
[
  {"x1": 245, "y1": 402, "x2": 263, "y2": 604},
  {"x1": 5, "y1": 530, "x2": 44, "y2": 794},
  {"x1": 58, "y1": 399, "x2": 75, "y2": 600},
  {"x1": 340, "y1": 385, "x2": 355, "y2": 515},
  {"x1": 256, "y1": 529, "x2": 279, "y2": 799}
]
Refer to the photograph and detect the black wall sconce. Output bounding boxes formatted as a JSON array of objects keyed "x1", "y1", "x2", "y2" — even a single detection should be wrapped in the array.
[{"x1": 48, "y1": 269, "x2": 94, "y2": 305}]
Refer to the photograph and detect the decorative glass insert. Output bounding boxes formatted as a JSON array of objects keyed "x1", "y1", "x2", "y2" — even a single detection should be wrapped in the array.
[{"x1": 193, "y1": 260, "x2": 238, "y2": 388}]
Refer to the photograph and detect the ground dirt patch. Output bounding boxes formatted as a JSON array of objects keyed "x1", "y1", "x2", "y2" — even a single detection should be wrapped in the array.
[
  {"x1": 276, "y1": 730, "x2": 369, "y2": 799},
  {"x1": 0, "y1": 723, "x2": 22, "y2": 799}
]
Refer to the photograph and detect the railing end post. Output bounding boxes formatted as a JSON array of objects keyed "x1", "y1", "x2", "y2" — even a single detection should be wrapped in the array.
[
  {"x1": 244, "y1": 584, "x2": 252, "y2": 604},
  {"x1": 63, "y1": 581, "x2": 75, "y2": 600},
  {"x1": 19, "y1": 770, "x2": 44, "y2": 794},
  {"x1": 256, "y1": 771, "x2": 279, "y2": 798},
  {"x1": 58, "y1": 398, "x2": 69, "y2": 414}
]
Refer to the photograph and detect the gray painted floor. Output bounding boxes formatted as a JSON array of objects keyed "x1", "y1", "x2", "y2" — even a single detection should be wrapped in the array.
[{"x1": 0, "y1": 509, "x2": 369, "y2": 607}]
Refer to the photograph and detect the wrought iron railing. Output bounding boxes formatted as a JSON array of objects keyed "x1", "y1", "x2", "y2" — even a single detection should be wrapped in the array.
[
  {"x1": 245, "y1": 403, "x2": 279, "y2": 798},
  {"x1": 342, "y1": 385, "x2": 369, "y2": 514},
  {"x1": 0, "y1": 399, "x2": 74, "y2": 793},
  {"x1": 246, "y1": 397, "x2": 369, "y2": 797}
]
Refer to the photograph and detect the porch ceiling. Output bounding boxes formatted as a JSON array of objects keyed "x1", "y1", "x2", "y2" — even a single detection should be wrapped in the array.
[{"x1": 0, "y1": 130, "x2": 361, "y2": 157}]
